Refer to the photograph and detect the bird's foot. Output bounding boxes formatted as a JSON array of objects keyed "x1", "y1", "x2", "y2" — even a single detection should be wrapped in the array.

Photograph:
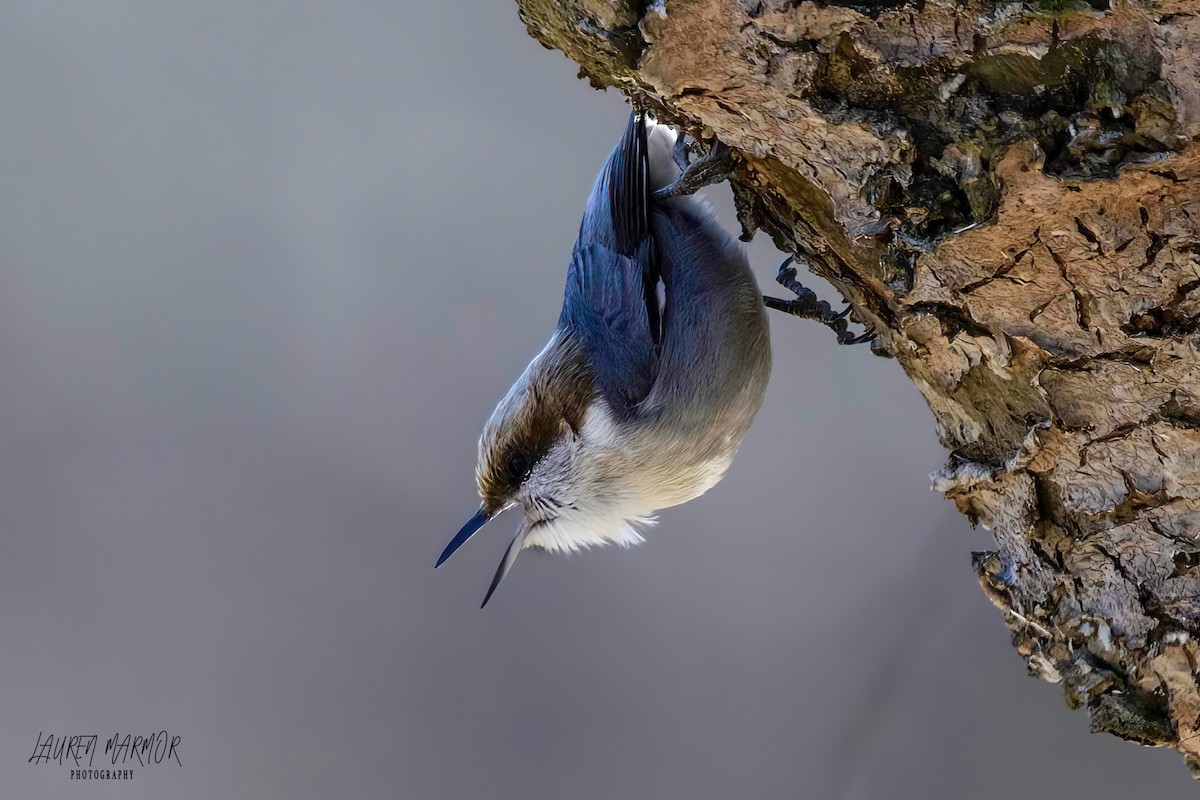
[
  {"x1": 764, "y1": 256, "x2": 876, "y2": 345},
  {"x1": 654, "y1": 139, "x2": 738, "y2": 200}
]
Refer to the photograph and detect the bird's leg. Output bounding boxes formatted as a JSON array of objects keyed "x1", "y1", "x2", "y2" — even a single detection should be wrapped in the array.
[
  {"x1": 764, "y1": 256, "x2": 875, "y2": 345},
  {"x1": 672, "y1": 134, "x2": 691, "y2": 173},
  {"x1": 654, "y1": 139, "x2": 738, "y2": 200}
]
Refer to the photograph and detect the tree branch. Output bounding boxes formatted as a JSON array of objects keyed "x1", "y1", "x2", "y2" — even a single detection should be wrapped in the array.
[{"x1": 516, "y1": 0, "x2": 1200, "y2": 773}]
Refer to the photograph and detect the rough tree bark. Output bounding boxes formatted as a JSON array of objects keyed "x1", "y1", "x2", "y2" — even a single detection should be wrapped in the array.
[{"x1": 516, "y1": 0, "x2": 1200, "y2": 773}]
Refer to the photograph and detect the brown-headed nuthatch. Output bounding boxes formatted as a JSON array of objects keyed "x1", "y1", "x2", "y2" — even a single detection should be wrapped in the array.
[{"x1": 437, "y1": 112, "x2": 861, "y2": 606}]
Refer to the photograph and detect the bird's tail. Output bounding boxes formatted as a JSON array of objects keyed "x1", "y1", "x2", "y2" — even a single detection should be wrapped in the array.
[
  {"x1": 582, "y1": 112, "x2": 683, "y2": 253},
  {"x1": 582, "y1": 111, "x2": 652, "y2": 257}
]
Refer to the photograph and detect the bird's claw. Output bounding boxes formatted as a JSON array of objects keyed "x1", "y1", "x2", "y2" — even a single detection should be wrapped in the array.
[
  {"x1": 765, "y1": 255, "x2": 874, "y2": 346},
  {"x1": 654, "y1": 141, "x2": 738, "y2": 200},
  {"x1": 837, "y1": 327, "x2": 876, "y2": 346}
]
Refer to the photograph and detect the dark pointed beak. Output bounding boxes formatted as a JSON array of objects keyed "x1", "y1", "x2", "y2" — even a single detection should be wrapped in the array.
[
  {"x1": 481, "y1": 527, "x2": 527, "y2": 608},
  {"x1": 436, "y1": 506, "x2": 494, "y2": 568}
]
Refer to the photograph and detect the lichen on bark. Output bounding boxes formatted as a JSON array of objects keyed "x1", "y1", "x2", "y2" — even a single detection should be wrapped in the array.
[{"x1": 517, "y1": 0, "x2": 1200, "y2": 773}]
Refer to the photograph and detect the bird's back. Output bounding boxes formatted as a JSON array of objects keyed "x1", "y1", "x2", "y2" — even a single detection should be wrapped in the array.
[
  {"x1": 558, "y1": 113, "x2": 770, "y2": 508},
  {"x1": 637, "y1": 133, "x2": 771, "y2": 505}
]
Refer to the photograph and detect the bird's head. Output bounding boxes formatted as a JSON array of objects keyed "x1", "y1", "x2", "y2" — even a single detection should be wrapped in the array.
[{"x1": 437, "y1": 333, "x2": 653, "y2": 605}]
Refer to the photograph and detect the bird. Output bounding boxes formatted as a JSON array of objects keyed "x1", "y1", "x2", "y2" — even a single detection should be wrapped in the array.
[{"x1": 437, "y1": 111, "x2": 772, "y2": 606}]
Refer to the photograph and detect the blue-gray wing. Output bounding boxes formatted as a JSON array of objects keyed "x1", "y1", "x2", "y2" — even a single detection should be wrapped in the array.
[{"x1": 560, "y1": 113, "x2": 662, "y2": 416}]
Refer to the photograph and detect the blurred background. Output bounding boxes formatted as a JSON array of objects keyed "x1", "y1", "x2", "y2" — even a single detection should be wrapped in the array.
[{"x1": 0, "y1": 2, "x2": 1192, "y2": 797}]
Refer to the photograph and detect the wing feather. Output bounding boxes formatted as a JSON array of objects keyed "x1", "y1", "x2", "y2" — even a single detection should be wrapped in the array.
[{"x1": 560, "y1": 112, "x2": 663, "y2": 416}]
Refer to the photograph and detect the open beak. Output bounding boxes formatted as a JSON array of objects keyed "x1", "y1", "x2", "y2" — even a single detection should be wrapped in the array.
[
  {"x1": 436, "y1": 505, "x2": 494, "y2": 568},
  {"x1": 438, "y1": 503, "x2": 527, "y2": 607},
  {"x1": 481, "y1": 526, "x2": 528, "y2": 608}
]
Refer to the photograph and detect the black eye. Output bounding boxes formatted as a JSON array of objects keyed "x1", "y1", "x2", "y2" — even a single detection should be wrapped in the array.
[{"x1": 506, "y1": 450, "x2": 531, "y2": 481}]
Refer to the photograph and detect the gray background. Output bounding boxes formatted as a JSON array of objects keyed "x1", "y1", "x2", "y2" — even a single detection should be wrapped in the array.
[{"x1": 1, "y1": 2, "x2": 1192, "y2": 798}]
